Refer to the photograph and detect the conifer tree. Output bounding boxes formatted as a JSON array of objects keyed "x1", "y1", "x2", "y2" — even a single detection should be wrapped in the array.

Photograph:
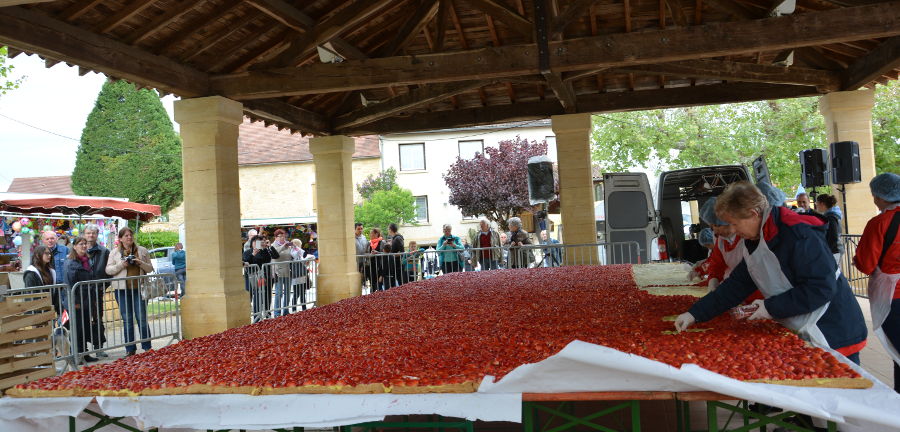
[{"x1": 72, "y1": 80, "x2": 183, "y2": 213}]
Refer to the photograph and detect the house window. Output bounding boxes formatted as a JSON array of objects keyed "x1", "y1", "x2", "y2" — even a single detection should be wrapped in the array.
[
  {"x1": 399, "y1": 143, "x2": 426, "y2": 171},
  {"x1": 458, "y1": 139, "x2": 484, "y2": 160},
  {"x1": 414, "y1": 196, "x2": 429, "y2": 222}
]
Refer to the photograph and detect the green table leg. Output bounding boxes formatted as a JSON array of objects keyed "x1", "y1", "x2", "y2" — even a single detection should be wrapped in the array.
[
  {"x1": 523, "y1": 402, "x2": 535, "y2": 432},
  {"x1": 707, "y1": 401, "x2": 719, "y2": 432},
  {"x1": 630, "y1": 400, "x2": 640, "y2": 432}
]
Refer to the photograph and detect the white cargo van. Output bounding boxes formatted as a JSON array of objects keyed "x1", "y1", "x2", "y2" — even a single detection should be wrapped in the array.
[{"x1": 603, "y1": 165, "x2": 752, "y2": 263}]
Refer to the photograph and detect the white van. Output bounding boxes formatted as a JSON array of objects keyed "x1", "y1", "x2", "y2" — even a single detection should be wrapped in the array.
[{"x1": 603, "y1": 165, "x2": 752, "y2": 263}]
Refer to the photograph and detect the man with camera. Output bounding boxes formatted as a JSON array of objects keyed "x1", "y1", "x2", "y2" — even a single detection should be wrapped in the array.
[{"x1": 437, "y1": 224, "x2": 463, "y2": 274}]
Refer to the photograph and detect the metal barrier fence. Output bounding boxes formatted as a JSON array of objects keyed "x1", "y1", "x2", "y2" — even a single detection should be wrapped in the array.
[
  {"x1": 355, "y1": 241, "x2": 641, "y2": 294},
  {"x1": 840, "y1": 234, "x2": 869, "y2": 298},
  {"x1": 244, "y1": 258, "x2": 318, "y2": 323},
  {"x1": 2, "y1": 284, "x2": 74, "y2": 373}
]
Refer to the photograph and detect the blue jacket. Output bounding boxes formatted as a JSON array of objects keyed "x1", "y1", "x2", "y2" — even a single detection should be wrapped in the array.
[
  {"x1": 688, "y1": 207, "x2": 867, "y2": 350},
  {"x1": 437, "y1": 235, "x2": 462, "y2": 264},
  {"x1": 51, "y1": 245, "x2": 69, "y2": 284},
  {"x1": 171, "y1": 249, "x2": 186, "y2": 270}
]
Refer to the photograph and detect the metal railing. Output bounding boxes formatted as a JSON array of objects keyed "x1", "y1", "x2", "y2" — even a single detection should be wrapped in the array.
[
  {"x1": 840, "y1": 234, "x2": 869, "y2": 298},
  {"x1": 355, "y1": 241, "x2": 640, "y2": 294},
  {"x1": 245, "y1": 258, "x2": 318, "y2": 323},
  {"x1": 2, "y1": 284, "x2": 74, "y2": 372}
]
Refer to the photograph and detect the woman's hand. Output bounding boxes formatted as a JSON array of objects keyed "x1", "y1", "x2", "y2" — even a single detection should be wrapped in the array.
[
  {"x1": 674, "y1": 312, "x2": 696, "y2": 332},
  {"x1": 747, "y1": 299, "x2": 772, "y2": 320}
]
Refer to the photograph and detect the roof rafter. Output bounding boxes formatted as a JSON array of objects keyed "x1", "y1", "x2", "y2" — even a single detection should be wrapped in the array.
[
  {"x1": 461, "y1": 0, "x2": 535, "y2": 39},
  {"x1": 615, "y1": 59, "x2": 841, "y2": 90},
  {"x1": 242, "y1": 99, "x2": 329, "y2": 135},
  {"x1": 0, "y1": 5, "x2": 208, "y2": 97},
  {"x1": 381, "y1": 0, "x2": 440, "y2": 56},
  {"x1": 841, "y1": 35, "x2": 900, "y2": 89},
  {"x1": 245, "y1": 0, "x2": 314, "y2": 32},
  {"x1": 342, "y1": 83, "x2": 820, "y2": 135},
  {"x1": 551, "y1": 0, "x2": 602, "y2": 37},
  {"x1": 95, "y1": 0, "x2": 157, "y2": 34},
  {"x1": 211, "y1": 0, "x2": 900, "y2": 99},
  {"x1": 125, "y1": 1, "x2": 198, "y2": 45},
  {"x1": 156, "y1": 0, "x2": 244, "y2": 55}
]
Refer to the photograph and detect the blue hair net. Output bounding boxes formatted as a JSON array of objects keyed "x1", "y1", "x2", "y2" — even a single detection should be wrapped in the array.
[
  {"x1": 870, "y1": 173, "x2": 900, "y2": 203},
  {"x1": 700, "y1": 198, "x2": 727, "y2": 226},
  {"x1": 756, "y1": 182, "x2": 787, "y2": 209},
  {"x1": 699, "y1": 228, "x2": 715, "y2": 246}
]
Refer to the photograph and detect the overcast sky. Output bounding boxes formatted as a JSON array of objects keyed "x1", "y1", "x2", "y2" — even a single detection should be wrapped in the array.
[{"x1": 0, "y1": 54, "x2": 177, "y2": 192}]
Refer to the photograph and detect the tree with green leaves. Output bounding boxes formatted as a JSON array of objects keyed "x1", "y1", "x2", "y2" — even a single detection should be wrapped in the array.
[
  {"x1": 354, "y1": 168, "x2": 418, "y2": 231},
  {"x1": 1, "y1": 46, "x2": 24, "y2": 96},
  {"x1": 590, "y1": 81, "x2": 899, "y2": 192},
  {"x1": 72, "y1": 80, "x2": 183, "y2": 213}
]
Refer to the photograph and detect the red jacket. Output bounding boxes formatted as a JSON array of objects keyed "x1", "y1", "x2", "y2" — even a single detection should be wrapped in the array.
[{"x1": 854, "y1": 205, "x2": 900, "y2": 298}]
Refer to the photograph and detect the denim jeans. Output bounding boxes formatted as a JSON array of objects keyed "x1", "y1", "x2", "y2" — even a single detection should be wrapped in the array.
[
  {"x1": 114, "y1": 289, "x2": 151, "y2": 353},
  {"x1": 174, "y1": 267, "x2": 186, "y2": 295},
  {"x1": 478, "y1": 258, "x2": 498, "y2": 271},
  {"x1": 273, "y1": 277, "x2": 291, "y2": 317}
]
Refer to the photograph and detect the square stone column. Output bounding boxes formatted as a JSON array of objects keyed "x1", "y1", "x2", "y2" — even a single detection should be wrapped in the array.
[
  {"x1": 310, "y1": 135, "x2": 361, "y2": 305},
  {"x1": 819, "y1": 90, "x2": 879, "y2": 235},
  {"x1": 552, "y1": 113, "x2": 598, "y2": 264},
  {"x1": 174, "y1": 96, "x2": 249, "y2": 339}
]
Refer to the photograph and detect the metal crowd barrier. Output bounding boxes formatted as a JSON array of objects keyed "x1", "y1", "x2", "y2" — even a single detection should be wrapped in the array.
[
  {"x1": 67, "y1": 273, "x2": 181, "y2": 368},
  {"x1": 840, "y1": 234, "x2": 869, "y2": 298},
  {"x1": 355, "y1": 241, "x2": 641, "y2": 294},
  {"x1": 245, "y1": 258, "x2": 318, "y2": 323},
  {"x1": 2, "y1": 284, "x2": 74, "y2": 373}
]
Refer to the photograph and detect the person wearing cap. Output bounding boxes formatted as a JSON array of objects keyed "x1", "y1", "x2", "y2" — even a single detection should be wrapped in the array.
[
  {"x1": 853, "y1": 172, "x2": 900, "y2": 391},
  {"x1": 675, "y1": 181, "x2": 867, "y2": 364}
]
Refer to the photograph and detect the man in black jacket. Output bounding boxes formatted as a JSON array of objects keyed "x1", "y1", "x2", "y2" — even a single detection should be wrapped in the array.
[
  {"x1": 387, "y1": 223, "x2": 406, "y2": 286},
  {"x1": 83, "y1": 224, "x2": 111, "y2": 357}
]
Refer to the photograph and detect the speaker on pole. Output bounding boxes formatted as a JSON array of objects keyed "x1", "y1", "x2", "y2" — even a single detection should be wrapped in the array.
[
  {"x1": 799, "y1": 149, "x2": 827, "y2": 188},
  {"x1": 527, "y1": 155, "x2": 556, "y2": 205},
  {"x1": 829, "y1": 141, "x2": 861, "y2": 184}
]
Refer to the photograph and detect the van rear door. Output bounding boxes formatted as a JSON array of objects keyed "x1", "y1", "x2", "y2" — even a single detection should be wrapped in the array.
[{"x1": 603, "y1": 173, "x2": 657, "y2": 264}]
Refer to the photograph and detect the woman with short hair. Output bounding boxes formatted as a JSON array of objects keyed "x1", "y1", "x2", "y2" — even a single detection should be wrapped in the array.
[
  {"x1": 105, "y1": 227, "x2": 154, "y2": 357},
  {"x1": 675, "y1": 181, "x2": 867, "y2": 364}
]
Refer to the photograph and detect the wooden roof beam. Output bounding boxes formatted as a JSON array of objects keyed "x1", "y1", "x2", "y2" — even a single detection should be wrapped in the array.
[
  {"x1": 182, "y1": 10, "x2": 265, "y2": 63},
  {"x1": 334, "y1": 80, "x2": 491, "y2": 131},
  {"x1": 551, "y1": 0, "x2": 602, "y2": 38},
  {"x1": 614, "y1": 59, "x2": 841, "y2": 90},
  {"x1": 245, "y1": 0, "x2": 315, "y2": 32},
  {"x1": 381, "y1": 0, "x2": 440, "y2": 57},
  {"x1": 125, "y1": 1, "x2": 198, "y2": 45},
  {"x1": 57, "y1": 0, "x2": 104, "y2": 22},
  {"x1": 342, "y1": 82, "x2": 820, "y2": 135},
  {"x1": 156, "y1": 0, "x2": 244, "y2": 55},
  {"x1": 255, "y1": 0, "x2": 394, "y2": 69},
  {"x1": 462, "y1": 0, "x2": 535, "y2": 39},
  {"x1": 210, "y1": 0, "x2": 900, "y2": 99},
  {"x1": 95, "y1": 0, "x2": 157, "y2": 34},
  {"x1": 0, "y1": 6, "x2": 208, "y2": 97},
  {"x1": 841, "y1": 36, "x2": 900, "y2": 90},
  {"x1": 242, "y1": 99, "x2": 330, "y2": 136},
  {"x1": 703, "y1": 0, "x2": 757, "y2": 19}
]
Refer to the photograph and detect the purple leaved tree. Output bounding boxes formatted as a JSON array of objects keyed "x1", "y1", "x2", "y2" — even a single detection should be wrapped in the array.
[{"x1": 443, "y1": 136, "x2": 549, "y2": 232}]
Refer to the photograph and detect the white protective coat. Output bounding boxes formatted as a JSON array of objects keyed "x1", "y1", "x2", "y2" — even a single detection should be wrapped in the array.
[
  {"x1": 718, "y1": 234, "x2": 744, "y2": 279},
  {"x1": 868, "y1": 269, "x2": 900, "y2": 366}
]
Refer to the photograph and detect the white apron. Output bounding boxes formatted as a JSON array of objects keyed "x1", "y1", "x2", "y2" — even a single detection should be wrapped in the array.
[
  {"x1": 869, "y1": 269, "x2": 900, "y2": 366},
  {"x1": 742, "y1": 207, "x2": 831, "y2": 347},
  {"x1": 718, "y1": 234, "x2": 744, "y2": 279}
]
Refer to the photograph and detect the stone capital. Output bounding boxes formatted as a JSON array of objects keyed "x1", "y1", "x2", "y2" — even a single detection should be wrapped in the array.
[
  {"x1": 551, "y1": 113, "x2": 592, "y2": 135},
  {"x1": 819, "y1": 90, "x2": 875, "y2": 116},
  {"x1": 174, "y1": 96, "x2": 243, "y2": 125},
  {"x1": 310, "y1": 135, "x2": 356, "y2": 156}
]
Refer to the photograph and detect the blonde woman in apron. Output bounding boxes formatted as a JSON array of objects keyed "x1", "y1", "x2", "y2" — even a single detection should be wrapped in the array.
[
  {"x1": 853, "y1": 172, "x2": 900, "y2": 392},
  {"x1": 676, "y1": 181, "x2": 867, "y2": 364}
]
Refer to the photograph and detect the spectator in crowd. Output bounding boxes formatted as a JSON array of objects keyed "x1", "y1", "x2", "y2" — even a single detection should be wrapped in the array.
[
  {"x1": 505, "y1": 217, "x2": 533, "y2": 269},
  {"x1": 676, "y1": 181, "x2": 867, "y2": 365},
  {"x1": 171, "y1": 242, "x2": 186, "y2": 296},
  {"x1": 355, "y1": 223, "x2": 368, "y2": 289},
  {"x1": 539, "y1": 230, "x2": 562, "y2": 267},
  {"x1": 83, "y1": 224, "x2": 111, "y2": 358},
  {"x1": 376, "y1": 240, "x2": 395, "y2": 291},
  {"x1": 58, "y1": 234, "x2": 70, "y2": 247},
  {"x1": 387, "y1": 223, "x2": 406, "y2": 285},
  {"x1": 64, "y1": 236, "x2": 98, "y2": 363},
  {"x1": 815, "y1": 194, "x2": 844, "y2": 266},
  {"x1": 242, "y1": 235, "x2": 277, "y2": 321},
  {"x1": 243, "y1": 229, "x2": 259, "y2": 251},
  {"x1": 307, "y1": 231, "x2": 319, "y2": 259},
  {"x1": 42, "y1": 230, "x2": 68, "y2": 284},
  {"x1": 853, "y1": 172, "x2": 900, "y2": 392},
  {"x1": 437, "y1": 224, "x2": 463, "y2": 274},
  {"x1": 404, "y1": 241, "x2": 422, "y2": 282},
  {"x1": 499, "y1": 232, "x2": 509, "y2": 268},
  {"x1": 796, "y1": 192, "x2": 812, "y2": 214},
  {"x1": 270, "y1": 229, "x2": 293, "y2": 317},
  {"x1": 24, "y1": 245, "x2": 55, "y2": 288},
  {"x1": 289, "y1": 238, "x2": 309, "y2": 311},
  {"x1": 461, "y1": 238, "x2": 474, "y2": 272},
  {"x1": 365, "y1": 228, "x2": 384, "y2": 293},
  {"x1": 106, "y1": 227, "x2": 154, "y2": 357},
  {"x1": 469, "y1": 219, "x2": 501, "y2": 271}
]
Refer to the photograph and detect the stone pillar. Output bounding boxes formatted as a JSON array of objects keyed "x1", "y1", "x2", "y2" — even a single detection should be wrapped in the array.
[
  {"x1": 174, "y1": 96, "x2": 248, "y2": 339},
  {"x1": 819, "y1": 90, "x2": 878, "y2": 235},
  {"x1": 552, "y1": 113, "x2": 598, "y2": 264},
  {"x1": 310, "y1": 135, "x2": 361, "y2": 305}
]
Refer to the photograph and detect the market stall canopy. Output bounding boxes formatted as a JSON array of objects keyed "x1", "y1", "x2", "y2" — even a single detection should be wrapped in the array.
[{"x1": 0, "y1": 197, "x2": 161, "y2": 222}]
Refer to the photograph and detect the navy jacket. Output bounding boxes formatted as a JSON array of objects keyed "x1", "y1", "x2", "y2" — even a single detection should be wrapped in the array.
[
  {"x1": 51, "y1": 244, "x2": 69, "y2": 284},
  {"x1": 689, "y1": 207, "x2": 867, "y2": 350},
  {"x1": 64, "y1": 258, "x2": 94, "y2": 306}
]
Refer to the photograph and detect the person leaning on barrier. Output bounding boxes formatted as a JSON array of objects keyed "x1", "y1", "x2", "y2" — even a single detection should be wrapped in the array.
[
  {"x1": 270, "y1": 229, "x2": 293, "y2": 317},
  {"x1": 675, "y1": 181, "x2": 867, "y2": 364},
  {"x1": 64, "y1": 236, "x2": 98, "y2": 363},
  {"x1": 387, "y1": 223, "x2": 407, "y2": 285},
  {"x1": 469, "y1": 218, "x2": 501, "y2": 271},
  {"x1": 106, "y1": 227, "x2": 154, "y2": 357},
  {"x1": 83, "y1": 223, "x2": 112, "y2": 358},
  {"x1": 539, "y1": 230, "x2": 562, "y2": 267},
  {"x1": 499, "y1": 232, "x2": 509, "y2": 269},
  {"x1": 505, "y1": 217, "x2": 533, "y2": 269},
  {"x1": 243, "y1": 235, "x2": 277, "y2": 321},
  {"x1": 853, "y1": 172, "x2": 900, "y2": 392},
  {"x1": 437, "y1": 224, "x2": 463, "y2": 274}
]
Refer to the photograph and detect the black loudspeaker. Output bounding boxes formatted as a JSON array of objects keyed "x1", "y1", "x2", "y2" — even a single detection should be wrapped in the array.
[
  {"x1": 799, "y1": 149, "x2": 827, "y2": 188},
  {"x1": 829, "y1": 141, "x2": 861, "y2": 184},
  {"x1": 752, "y1": 155, "x2": 771, "y2": 185},
  {"x1": 527, "y1": 157, "x2": 555, "y2": 204}
]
